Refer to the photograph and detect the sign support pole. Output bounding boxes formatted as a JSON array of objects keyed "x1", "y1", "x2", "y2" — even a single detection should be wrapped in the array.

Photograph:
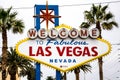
[
  {"x1": 56, "y1": 71, "x2": 61, "y2": 80},
  {"x1": 34, "y1": 5, "x2": 41, "y2": 80}
]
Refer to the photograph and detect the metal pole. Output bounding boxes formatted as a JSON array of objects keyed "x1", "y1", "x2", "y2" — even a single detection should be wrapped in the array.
[{"x1": 34, "y1": 5, "x2": 41, "y2": 80}]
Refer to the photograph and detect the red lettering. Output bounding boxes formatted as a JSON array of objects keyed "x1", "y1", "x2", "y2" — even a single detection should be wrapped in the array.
[
  {"x1": 73, "y1": 47, "x2": 82, "y2": 56},
  {"x1": 51, "y1": 30, "x2": 56, "y2": 37},
  {"x1": 80, "y1": 29, "x2": 88, "y2": 37},
  {"x1": 66, "y1": 47, "x2": 72, "y2": 56},
  {"x1": 28, "y1": 29, "x2": 37, "y2": 37},
  {"x1": 56, "y1": 46, "x2": 65, "y2": 56},
  {"x1": 29, "y1": 46, "x2": 35, "y2": 56},
  {"x1": 40, "y1": 29, "x2": 46, "y2": 37},
  {"x1": 36, "y1": 47, "x2": 44, "y2": 56},
  {"x1": 56, "y1": 46, "x2": 98, "y2": 57},
  {"x1": 83, "y1": 47, "x2": 90, "y2": 56},
  {"x1": 92, "y1": 29, "x2": 97, "y2": 36},
  {"x1": 45, "y1": 47, "x2": 52, "y2": 56},
  {"x1": 91, "y1": 46, "x2": 98, "y2": 56},
  {"x1": 29, "y1": 46, "x2": 52, "y2": 56},
  {"x1": 60, "y1": 30, "x2": 66, "y2": 37}
]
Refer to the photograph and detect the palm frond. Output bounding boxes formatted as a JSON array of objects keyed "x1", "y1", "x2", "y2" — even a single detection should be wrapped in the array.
[
  {"x1": 0, "y1": 7, "x2": 25, "y2": 32},
  {"x1": 80, "y1": 64, "x2": 92, "y2": 73},
  {"x1": 70, "y1": 64, "x2": 92, "y2": 73},
  {"x1": 0, "y1": 9, "x2": 8, "y2": 25},
  {"x1": 102, "y1": 21, "x2": 118, "y2": 30},
  {"x1": 84, "y1": 10, "x2": 90, "y2": 14},
  {"x1": 83, "y1": 4, "x2": 118, "y2": 31},
  {"x1": 95, "y1": 4, "x2": 103, "y2": 20},
  {"x1": 9, "y1": 12, "x2": 17, "y2": 19},
  {"x1": 104, "y1": 12, "x2": 113, "y2": 21},
  {"x1": 98, "y1": 4, "x2": 102, "y2": 10},
  {"x1": 80, "y1": 22, "x2": 90, "y2": 28},
  {"x1": 84, "y1": 11, "x2": 95, "y2": 24},
  {"x1": 101, "y1": 5, "x2": 108, "y2": 13},
  {"x1": 109, "y1": 21, "x2": 118, "y2": 27},
  {"x1": 6, "y1": 7, "x2": 12, "y2": 14},
  {"x1": 91, "y1": 4, "x2": 97, "y2": 16},
  {"x1": 12, "y1": 20, "x2": 24, "y2": 33}
]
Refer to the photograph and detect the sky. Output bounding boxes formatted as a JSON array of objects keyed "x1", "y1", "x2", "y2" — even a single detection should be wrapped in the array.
[{"x1": 0, "y1": 0, "x2": 120, "y2": 80}]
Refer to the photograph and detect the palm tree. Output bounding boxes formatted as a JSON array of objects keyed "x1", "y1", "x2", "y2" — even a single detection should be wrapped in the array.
[
  {"x1": 80, "y1": 4, "x2": 118, "y2": 80},
  {"x1": 71, "y1": 64, "x2": 91, "y2": 80},
  {"x1": 7, "y1": 48, "x2": 33, "y2": 80},
  {"x1": 0, "y1": 7, "x2": 24, "y2": 80}
]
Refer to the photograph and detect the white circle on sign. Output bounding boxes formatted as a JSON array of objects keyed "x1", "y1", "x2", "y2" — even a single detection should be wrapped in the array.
[
  {"x1": 79, "y1": 28, "x2": 89, "y2": 39},
  {"x1": 48, "y1": 28, "x2": 58, "y2": 39},
  {"x1": 90, "y1": 28, "x2": 100, "y2": 38},
  {"x1": 38, "y1": 28, "x2": 48, "y2": 39},
  {"x1": 27, "y1": 28, "x2": 37, "y2": 39},
  {"x1": 69, "y1": 28, "x2": 79, "y2": 39},
  {"x1": 58, "y1": 28, "x2": 68, "y2": 39}
]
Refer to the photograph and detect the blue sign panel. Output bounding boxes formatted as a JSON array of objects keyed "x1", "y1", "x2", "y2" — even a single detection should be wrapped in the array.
[{"x1": 34, "y1": 4, "x2": 61, "y2": 80}]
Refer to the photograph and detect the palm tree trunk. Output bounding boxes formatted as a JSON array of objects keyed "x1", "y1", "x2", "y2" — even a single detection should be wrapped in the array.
[
  {"x1": 96, "y1": 21, "x2": 102, "y2": 38},
  {"x1": 10, "y1": 74, "x2": 16, "y2": 80},
  {"x1": 98, "y1": 57, "x2": 103, "y2": 80},
  {"x1": 74, "y1": 69, "x2": 80, "y2": 80},
  {"x1": 63, "y1": 72, "x2": 67, "y2": 80},
  {"x1": 76, "y1": 73, "x2": 79, "y2": 80},
  {"x1": 1, "y1": 27, "x2": 8, "y2": 80},
  {"x1": 8, "y1": 67, "x2": 17, "y2": 80},
  {"x1": 96, "y1": 21, "x2": 103, "y2": 80}
]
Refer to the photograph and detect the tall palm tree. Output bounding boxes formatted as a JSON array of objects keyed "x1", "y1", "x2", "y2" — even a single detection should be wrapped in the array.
[
  {"x1": 80, "y1": 4, "x2": 118, "y2": 80},
  {"x1": 71, "y1": 64, "x2": 91, "y2": 80},
  {"x1": 7, "y1": 48, "x2": 33, "y2": 80},
  {"x1": 0, "y1": 7, "x2": 24, "y2": 80}
]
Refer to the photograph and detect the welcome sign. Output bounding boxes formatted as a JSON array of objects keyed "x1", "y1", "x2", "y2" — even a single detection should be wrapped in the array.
[{"x1": 16, "y1": 24, "x2": 111, "y2": 72}]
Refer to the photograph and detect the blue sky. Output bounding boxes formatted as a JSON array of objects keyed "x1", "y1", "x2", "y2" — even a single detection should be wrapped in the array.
[{"x1": 0, "y1": 0, "x2": 120, "y2": 80}]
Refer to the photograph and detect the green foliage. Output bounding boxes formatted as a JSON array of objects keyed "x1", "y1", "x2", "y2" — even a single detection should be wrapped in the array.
[
  {"x1": 102, "y1": 21, "x2": 118, "y2": 30},
  {"x1": 71, "y1": 64, "x2": 92, "y2": 73},
  {"x1": 6, "y1": 48, "x2": 34, "y2": 80},
  {"x1": 0, "y1": 7, "x2": 24, "y2": 33},
  {"x1": 81, "y1": 4, "x2": 118, "y2": 30},
  {"x1": 19, "y1": 66, "x2": 36, "y2": 80},
  {"x1": 103, "y1": 12, "x2": 113, "y2": 21},
  {"x1": 80, "y1": 22, "x2": 90, "y2": 28}
]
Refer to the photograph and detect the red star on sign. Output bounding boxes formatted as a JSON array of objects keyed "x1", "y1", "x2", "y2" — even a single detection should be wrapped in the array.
[{"x1": 33, "y1": 1, "x2": 61, "y2": 30}]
